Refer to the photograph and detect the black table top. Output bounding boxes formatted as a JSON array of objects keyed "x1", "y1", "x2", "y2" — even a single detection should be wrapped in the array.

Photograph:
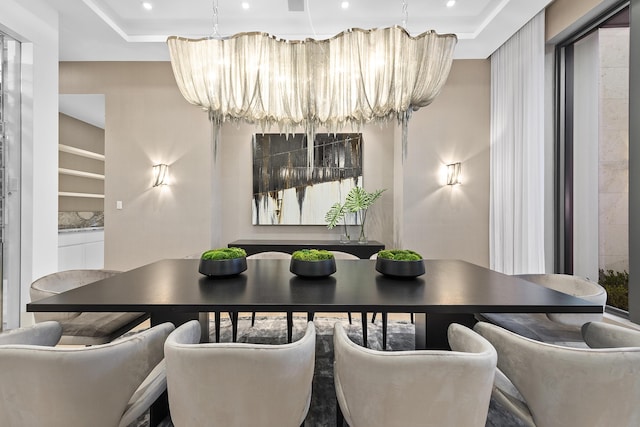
[{"x1": 27, "y1": 259, "x2": 602, "y2": 315}]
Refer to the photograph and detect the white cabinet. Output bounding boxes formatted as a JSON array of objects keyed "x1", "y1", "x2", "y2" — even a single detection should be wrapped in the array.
[{"x1": 58, "y1": 228, "x2": 104, "y2": 270}]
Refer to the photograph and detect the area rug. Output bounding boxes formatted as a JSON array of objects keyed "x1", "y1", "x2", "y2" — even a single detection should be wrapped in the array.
[{"x1": 134, "y1": 315, "x2": 525, "y2": 427}]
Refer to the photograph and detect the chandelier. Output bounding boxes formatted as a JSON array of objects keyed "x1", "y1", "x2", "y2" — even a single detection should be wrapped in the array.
[{"x1": 167, "y1": 10, "x2": 457, "y2": 164}]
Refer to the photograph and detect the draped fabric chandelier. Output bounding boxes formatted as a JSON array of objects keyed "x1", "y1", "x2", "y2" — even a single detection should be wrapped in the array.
[{"x1": 167, "y1": 3, "x2": 457, "y2": 164}]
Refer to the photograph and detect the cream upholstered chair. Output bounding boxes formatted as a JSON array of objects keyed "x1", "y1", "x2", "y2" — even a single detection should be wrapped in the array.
[
  {"x1": 246, "y1": 251, "x2": 292, "y2": 329},
  {"x1": 333, "y1": 322, "x2": 497, "y2": 427},
  {"x1": 474, "y1": 321, "x2": 640, "y2": 427},
  {"x1": 247, "y1": 251, "x2": 292, "y2": 260},
  {"x1": 185, "y1": 253, "x2": 240, "y2": 342},
  {"x1": 581, "y1": 320, "x2": 640, "y2": 348},
  {"x1": 330, "y1": 251, "x2": 360, "y2": 260},
  {"x1": 30, "y1": 269, "x2": 150, "y2": 345},
  {"x1": 0, "y1": 321, "x2": 62, "y2": 346},
  {"x1": 0, "y1": 322, "x2": 174, "y2": 427},
  {"x1": 517, "y1": 273, "x2": 606, "y2": 325},
  {"x1": 165, "y1": 320, "x2": 316, "y2": 427},
  {"x1": 477, "y1": 273, "x2": 607, "y2": 344},
  {"x1": 367, "y1": 253, "x2": 414, "y2": 349}
]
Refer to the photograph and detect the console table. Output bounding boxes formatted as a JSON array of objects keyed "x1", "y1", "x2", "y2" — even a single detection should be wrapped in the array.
[{"x1": 228, "y1": 239, "x2": 385, "y2": 259}]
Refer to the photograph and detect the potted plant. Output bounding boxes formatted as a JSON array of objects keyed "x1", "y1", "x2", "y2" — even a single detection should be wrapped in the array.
[
  {"x1": 290, "y1": 249, "x2": 336, "y2": 278},
  {"x1": 198, "y1": 247, "x2": 247, "y2": 277},
  {"x1": 375, "y1": 249, "x2": 425, "y2": 278},
  {"x1": 325, "y1": 187, "x2": 386, "y2": 244}
]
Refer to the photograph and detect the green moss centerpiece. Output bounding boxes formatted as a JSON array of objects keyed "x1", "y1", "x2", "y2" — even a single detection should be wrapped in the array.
[
  {"x1": 198, "y1": 247, "x2": 247, "y2": 277},
  {"x1": 375, "y1": 249, "x2": 425, "y2": 278},
  {"x1": 290, "y1": 249, "x2": 337, "y2": 278}
]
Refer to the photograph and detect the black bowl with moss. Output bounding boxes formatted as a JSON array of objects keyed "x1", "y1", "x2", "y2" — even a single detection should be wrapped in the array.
[
  {"x1": 198, "y1": 247, "x2": 247, "y2": 277},
  {"x1": 290, "y1": 249, "x2": 337, "y2": 278},
  {"x1": 375, "y1": 249, "x2": 425, "y2": 278}
]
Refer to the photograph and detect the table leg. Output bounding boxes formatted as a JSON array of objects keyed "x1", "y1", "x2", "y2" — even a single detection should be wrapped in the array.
[
  {"x1": 149, "y1": 390, "x2": 169, "y2": 426},
  {"x1": 361, "y1": 312, "x2": 367, "y2": 347},
  {"x1": 214, "y1": 312, "x2": 221, "y2": 343},
  {"x1": 287, "y1": 312, "x2": 293, "y2": 343},
  {"x1": 231, "y1": 311, "x2": 238, "y2": 342},
  {"x1": 382, "y1": 312, "x2": 388, "y2": 350},
  {"x1": 414, "y1": 313, "x2": 477, "y2": 350}
]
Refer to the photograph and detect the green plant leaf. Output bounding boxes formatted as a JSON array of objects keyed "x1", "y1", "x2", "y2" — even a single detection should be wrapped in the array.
[
  {"x1": 325, "y1": 202, "x2": 346, "y2": 229},
  {"x1": 344, "y1": 187, "x2": 386, "y2": 213}
]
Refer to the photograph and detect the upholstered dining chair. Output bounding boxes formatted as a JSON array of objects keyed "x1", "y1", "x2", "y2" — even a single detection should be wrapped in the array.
[
  {"x1": 0, "y1": 322, "x2": 174, "y2": 427},
  {"x1": 0, "y1": 321, "x2": 62, "y2": 346},
  {"x1": 165, "y1": 320, "x2": 316, "y2": 427},
  {"x1": 581, "y1": 320, "x2": 640, "y2": 348},
  {"x1": 474, "y1": 321, "x2": 640, "y2": 427},
  {"x1": 367, "y1": 253, "x2": 414, "y2": 350},
  {"x1": 30, "y1": 269, "x2": 150, "y2": 345},
  {"x1": 246, "y1": 251, "x2": 292, "y2": 329},
  {"x1": 476, "y1": 273, "x2": 607, "y2": 344},
  {"x1": 517, "y1": 273, "x2": 607, "y2": 325},
  {"x1": 333, "y1": 322, "x2": 497, "y2": 427}
]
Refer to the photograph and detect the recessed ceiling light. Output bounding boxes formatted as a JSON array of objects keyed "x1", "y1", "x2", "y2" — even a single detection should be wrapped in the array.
[
  {"x1": 341, "y1": 1, "x2": 349, "y2": 9},
  {"x1": 446, "y1": 0, "x2": 456, "y2": 7},
  {"x1": 242, "y1": 2, "x2": 250, "y2": 10},
  {"x1": 141, "y1": 1, "x2": 153, "y2": 11}
]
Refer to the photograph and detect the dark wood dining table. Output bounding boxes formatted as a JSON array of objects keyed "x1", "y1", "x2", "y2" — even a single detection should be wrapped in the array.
[
  {"x1": 27, "y1": 258, "x2": 601, "y2": 425},
  {"x1": 28, "y1": 258, "x2": 602, "y2": 348}
]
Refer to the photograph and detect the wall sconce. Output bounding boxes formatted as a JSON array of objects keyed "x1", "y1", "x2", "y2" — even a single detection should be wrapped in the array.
[
  {"x1": 152, "y1": 164, "x2": 169, "y2": 187},
  {"x1": 446, "y1": 162, "x2": 461, "y2": 185}
]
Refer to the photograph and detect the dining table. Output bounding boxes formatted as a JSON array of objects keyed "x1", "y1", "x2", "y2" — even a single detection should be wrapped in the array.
[
  {"x1": 28, "y1": 258, "x2": 602, "y2": 348},
  {"x1": 27, "y1": 258, "x2": 602, "y2": 425}
]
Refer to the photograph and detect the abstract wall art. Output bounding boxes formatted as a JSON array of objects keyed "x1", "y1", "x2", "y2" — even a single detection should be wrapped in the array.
[{"x1": 252, "y1": 133, "x2": 363, "y2": 225}]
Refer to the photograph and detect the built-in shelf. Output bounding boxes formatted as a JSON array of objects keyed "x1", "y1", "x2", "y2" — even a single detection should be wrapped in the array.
[
  {"x1": 58, "y1": 192, "x2": 105, "y2": 199},
  {"x1": 59, "y1": 144, "x2": 105, "y2": 161},
  {"x1": 59, "y1": 168, "x2": 105, "y2": 180},
  {"x1": 59, "y1": 143, "x2": 105, "y2": 202}
]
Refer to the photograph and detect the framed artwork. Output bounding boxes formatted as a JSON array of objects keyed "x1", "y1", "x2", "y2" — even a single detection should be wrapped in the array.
[{"x1": 252, "y1": 133, "x2": 363, "y2": 225}]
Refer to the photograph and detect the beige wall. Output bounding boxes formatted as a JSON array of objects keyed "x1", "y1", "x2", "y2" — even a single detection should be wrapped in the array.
[
  {"x1": 60, "y1": 59, "x2": 491, "y2": 270},
  {"x1": 546, "y1": 0, "x2": 614, "y2": 41},
  {"x1": 58, "y1": 113, "x2": 104, "y2": 212},
  {"x1": 60, "y1": 62, "x2": 212, "y2": 270},
  {"x1": 403, "y1": 60, "x2": 491, "y2": 267}
]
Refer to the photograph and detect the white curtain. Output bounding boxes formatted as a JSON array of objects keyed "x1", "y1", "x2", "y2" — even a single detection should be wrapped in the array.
[{"x1": 490, "y1": 11, "x2": 545, "y2": 274}]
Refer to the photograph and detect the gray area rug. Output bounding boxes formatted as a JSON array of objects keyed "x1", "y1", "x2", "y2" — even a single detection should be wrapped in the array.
[{"x1": 135, "y1": 315, "x2": 525, "y2": 427}]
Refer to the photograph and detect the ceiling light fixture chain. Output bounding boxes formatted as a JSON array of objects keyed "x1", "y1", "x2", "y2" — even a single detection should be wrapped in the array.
[
  {"x1": 211, "y1": 0, "x2": 221, "y2": 38},
  {"x1": 401, "y1": 0, "x2": 408, "y2": 28}
]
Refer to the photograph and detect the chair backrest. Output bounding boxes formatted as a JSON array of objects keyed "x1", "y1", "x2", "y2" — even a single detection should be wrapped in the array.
[
  {"x1": 0, "y1": 322, "x2": 174, "y2": 427},
  {"x1": 516, "y1": 273, "x2": 607, "y2": 326},
  {"x1": 246, "y1": 251, "x2": 291, "y2": 259},
  {"x1": 30, "y1": 269, "x2": 122, "y2": 322},
  {"x1": 581, "y1": 321, "x2": 640, "y2": 348},
  {"x1": 165, "y1": 320, "x2": 316, "y2": 427},
  {"x1": 0, "y1": 321, "x2": 62, "y2": 346},
  {"x1": 333, "y1": 322, "x2": 497, "y2": 427},
  {"x1": 474, "y1": 321, "x2": 640, "y2": 427},
  {"x1": 330, "y1": 251, "x2": 360, "y2": 260}
]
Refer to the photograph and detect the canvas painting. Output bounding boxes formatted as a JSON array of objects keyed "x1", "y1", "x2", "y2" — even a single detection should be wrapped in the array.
[{"x1": 252, "y1": 133, "x2": 363, "y2": 225}]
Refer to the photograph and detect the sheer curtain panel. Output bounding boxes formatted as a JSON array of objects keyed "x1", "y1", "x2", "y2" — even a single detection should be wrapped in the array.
[{"x1": 490, "y1": 12, "x2": 545, "y2": 274}]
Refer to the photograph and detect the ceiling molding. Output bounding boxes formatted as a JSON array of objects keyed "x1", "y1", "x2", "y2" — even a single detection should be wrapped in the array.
[{"x1": 51, "y1": 0, "x2": 553, "y2": 60}]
